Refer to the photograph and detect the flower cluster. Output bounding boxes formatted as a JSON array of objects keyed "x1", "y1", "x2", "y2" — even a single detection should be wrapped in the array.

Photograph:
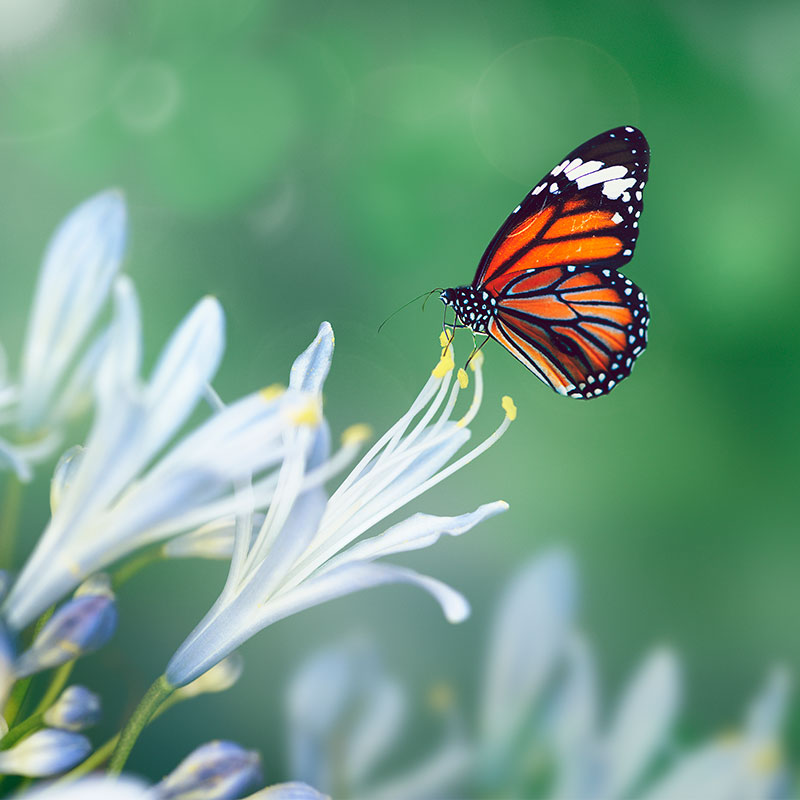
[
  {"x1": 284, "y1": 551, "x2": 794, "y2": 800},
  {"x1": 0, "y1": 191, "x2": 513, "y2": 795}
]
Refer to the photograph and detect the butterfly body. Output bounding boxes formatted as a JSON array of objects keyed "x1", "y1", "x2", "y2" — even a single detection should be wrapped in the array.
[{"x1": 442, "y1": 126, "x2": 650, "y2": 400}]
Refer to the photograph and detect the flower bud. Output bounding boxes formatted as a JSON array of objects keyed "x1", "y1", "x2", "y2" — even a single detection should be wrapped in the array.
[
  {"x1": 43, "y1": 685, "x2": 102, "y2": 731},
  {"x1": 0, "y1": 729, "x2": 90, "y2": 776},
  {"x1": 155, "y1": 740, "x2": 262, "y2": 800},
  {"x1": 14, "y1": 577, "x2": 116, "y2": 677},
  {"x1": 175, "y1": 654, "x2": 244, "y2": 700},
  {"x1": 0, "y1": 620, "x2": 15, "y2": 707}
]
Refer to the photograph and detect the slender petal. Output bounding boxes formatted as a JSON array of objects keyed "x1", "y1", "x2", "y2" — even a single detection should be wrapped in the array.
[
  {"x1": 19, "y1": 190, "x2": 127, "y2": 431},
  {"x1": 243, "y1": 785, "x2": 329, "y2": 800},
  {"x1": 482, "y1": 550, "x2": 577, "y2": 747},
  {"x1": 601, "y1": 647, "x2": 681, "y2": 798}
]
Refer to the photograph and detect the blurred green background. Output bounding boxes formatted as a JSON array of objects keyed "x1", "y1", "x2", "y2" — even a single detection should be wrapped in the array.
[{"x1": 0, "y1": 0, "x2": 798, "y2": 784}]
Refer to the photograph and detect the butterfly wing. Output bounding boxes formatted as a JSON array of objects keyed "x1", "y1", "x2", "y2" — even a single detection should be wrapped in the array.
[
  {"x1": 473, "y1": 126, "x2": 649, "y2": 294},
  {"x1": 486, "y1": 264, "x2": 649, "y2": 398}
]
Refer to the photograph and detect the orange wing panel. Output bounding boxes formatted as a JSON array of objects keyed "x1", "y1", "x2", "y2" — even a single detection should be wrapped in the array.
[
  {"x1": 482, "y1": 207, "x2": 555, "y2": 282},
  {"x1": 502, "y1": 295, "x2": 577, "y2": 320},
  {"x1": 543, "y1": 211, "x2": 617, "y2": 239}
]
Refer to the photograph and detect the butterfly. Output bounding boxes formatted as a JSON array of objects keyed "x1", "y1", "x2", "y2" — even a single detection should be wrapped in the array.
[{"x1": 440, "y1": 126, "x2": 649, "y2": 399}]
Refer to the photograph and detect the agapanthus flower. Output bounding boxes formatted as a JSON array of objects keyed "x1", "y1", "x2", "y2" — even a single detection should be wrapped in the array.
[
  {"x1": 3, "y1": 285, "x2": 338, "y2": 630},
  {"x1": 640, "y1": 668, "x2": 792, "y2": 800},
  {"x1": 0, "y1": 191, "x2": 127, "y2": 479},
  {"x1": 166, "y1": 340, "x2": 513, "y2": 686}
]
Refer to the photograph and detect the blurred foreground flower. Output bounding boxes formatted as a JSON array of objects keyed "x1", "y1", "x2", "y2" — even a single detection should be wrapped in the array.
[
  {"x1": 18, "y1": 776, "x2": 151, "y2": 799},
  {"x1": 287, "y1": 637, "x2": 470, "y2": 800},
  {"x1": 167, "y1": 342, "x2": 512, "y2": 686},
  {"x1": 0, "y1": 191, "x2": 127, "y2": 480},
  {"x1": 3, "y1": 283, "x2": 331, "y2": 630}
]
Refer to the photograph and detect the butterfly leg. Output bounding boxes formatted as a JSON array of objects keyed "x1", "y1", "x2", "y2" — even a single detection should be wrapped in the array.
[{"x1": 465, "y1": 333, "x2": 491, "y2": 369}]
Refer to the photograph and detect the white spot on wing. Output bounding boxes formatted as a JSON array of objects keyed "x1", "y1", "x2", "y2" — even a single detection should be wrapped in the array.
[
  {"x1": 611, "y1": 212, "x2": 623, "y2": 224},
  {"x1": 602, "y1": 177, "x2": 636, "y2": 200},
  {"x1": 565, "y1": 159, "x2": 604, "y2": 181},
  {"x1": 575, "y1": 164, "x2": 628, "y2": 190}
]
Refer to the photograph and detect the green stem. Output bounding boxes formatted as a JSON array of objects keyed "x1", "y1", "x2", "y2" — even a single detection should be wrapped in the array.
[
  {"x1": 0, "y1": 474, "x2": 23, "y2": 569},
  {"x1": 108, "y1": 675, "x2": 175, "y2": 774},
  {"x1": 59, "y1": 734, "x2": 119, "y2": 782},
  {"x1": 33, "y1": 661, "x2": 74, "y2": 716},
  {"x1": 3, "y1": 606, "x2": 56, "y2": 726},
  {"x1": 0, "y1": 712, "x2": 43, "y2": 749}
]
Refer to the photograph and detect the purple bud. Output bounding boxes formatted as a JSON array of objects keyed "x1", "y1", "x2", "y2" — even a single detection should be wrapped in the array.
[
  {"x1": 44, "y1": 685, "x2": 102, "y2": 731},
  {"x1": 156, "y1": 740, "x2": 262, "y2": 800},
  {"x1": 14, "y1": 586, "x2": 116, "y2": 677},
  {"x1": 0, "y1": 729, "x2": 90, "y2": 776}
]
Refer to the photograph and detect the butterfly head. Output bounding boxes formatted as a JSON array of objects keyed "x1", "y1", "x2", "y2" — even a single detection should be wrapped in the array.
[{"x1": 439, "y1": 288, "x2": 455, "y2": 306}]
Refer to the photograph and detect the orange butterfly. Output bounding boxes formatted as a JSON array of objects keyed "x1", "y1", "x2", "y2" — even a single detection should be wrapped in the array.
[{"x1": 441, "y1": 126, "x2": 649, "y2": 399}]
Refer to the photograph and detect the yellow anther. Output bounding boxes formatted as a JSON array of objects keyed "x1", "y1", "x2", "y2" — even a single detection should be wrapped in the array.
[
  {"x1": 291, "y1": 401, "x2": 321, "y2": 426},
  {"x1": 439, "y1": 331, "x2": 450, "y2": 348},
  {"x1": 432, "y1": 349, "x2": 455, "y2": 379},
  {"x1": 259, "y1": 384, "x2": 285, "y2": 402},
  {"x1": 469, "y1": 350, "x2": 485, "y2": 371},
  {"x1": 750, "y1": 743, "x2": 782, "y2": 775},
  {"x1": 427, "y1": 682, "x2": 456, "y2": 713},
  {"x1": 502, "y1": 395, "x2": 517, "y2": 420},
  {"x1": 341, "y1": 423, "x2": 372, "y2": 446},
  {"x1": 457, "y1": 368, "x2": 468, "y2": 389}
]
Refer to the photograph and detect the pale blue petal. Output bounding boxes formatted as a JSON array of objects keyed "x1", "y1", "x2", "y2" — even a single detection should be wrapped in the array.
[{"x1": 289, "y1": 322, "x2": 334, "y2": 395}]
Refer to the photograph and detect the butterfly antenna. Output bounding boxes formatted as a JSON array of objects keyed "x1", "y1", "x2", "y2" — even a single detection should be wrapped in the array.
[{"x1": 377, "y1": 289, "x2": 443, "y2": 333}]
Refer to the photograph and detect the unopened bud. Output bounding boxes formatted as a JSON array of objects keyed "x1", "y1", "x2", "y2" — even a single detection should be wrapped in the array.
[
  {"x1": 0, "y1": 729, "x2": 90, "y2": 776},
  {"x1": 155, "y1": 740, "x2": 262, "y2": 800},
  {"x1": 43, "y1": 685, "x2": 101, "y2": 731},
  {"x1": 15, "y1": 581, "x2": 116, "y2": 677}
]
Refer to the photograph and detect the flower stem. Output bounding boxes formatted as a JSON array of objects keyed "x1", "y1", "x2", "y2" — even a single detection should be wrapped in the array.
[
  {"x1": 0, "y1": 474, "x2": 22, "y2": 568},
  {"x1": 111, "y1": 545, "x2": 164, "y2": 589},
  {"x1": 108, "y1": 674, "x2": 175, "y2": 774},
  {"x1": 34, "y1": 661, "x2": 74, "y2": 716},
  {"x1": 0, "y1": 711, "x2": 43, "y2": 749}
]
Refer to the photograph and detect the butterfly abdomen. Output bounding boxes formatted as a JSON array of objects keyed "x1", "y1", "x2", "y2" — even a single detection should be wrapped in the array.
[{"x1": 441, "y1": 286, "x2": 497, "y2": 333}]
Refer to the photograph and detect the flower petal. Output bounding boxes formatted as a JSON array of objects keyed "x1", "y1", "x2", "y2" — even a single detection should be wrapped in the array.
[
  {"x1": 481, "y1": 550, "x2": 577, "y2": 746},
  {"x1": 318, "y1": 501, "x2": 508, "y2": 571},
  {"x1": 19, "y1": 190, "x2": 127, "y2": 431},
  {"x1": 289, "y1": 323, "x2": 334, "y2": 395},
  {"x1": 602, "y1": 647, "x2": 681, "y2": 799}
]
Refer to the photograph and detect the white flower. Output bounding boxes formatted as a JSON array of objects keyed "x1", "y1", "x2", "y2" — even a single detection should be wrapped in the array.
[
  {"x1": 287, "y1": 637, "x2": 470, "y2": 800},
  {"x1": 3, "y1": 284, "x2": 333, "y2": 630},
  {"x1": 166, "y1": 343, "x2": 513, "y2": 686},
  {"x1": 0, "y1": 191, "x2": 127, "y2": 479},
  {"x1": 641, "y1": 667, "x2": 792, "y2": 800},
  {"x1": 549, "y1": 644, "x2": 682, "y2": 800}
]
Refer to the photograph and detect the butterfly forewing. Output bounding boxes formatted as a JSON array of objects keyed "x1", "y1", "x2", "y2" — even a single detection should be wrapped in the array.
[{"x1": 474, "y1": 126, "x2": 649, "y2": 289}]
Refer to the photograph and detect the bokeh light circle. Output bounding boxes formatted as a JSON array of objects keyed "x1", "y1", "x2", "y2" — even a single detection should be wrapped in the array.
[
  {"x1": 471, "y1": 38, "x2": 639, "y2": 184},
  {"x1": 113, "y1": 60, "x2": 181, "y2": 134}
]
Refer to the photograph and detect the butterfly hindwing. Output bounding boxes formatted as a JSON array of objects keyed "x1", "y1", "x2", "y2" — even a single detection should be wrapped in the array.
[
  {"x1": 487, "y1": 264, "x2": 649, "y2": 399},
  {"x1": 474, "y1": 126, "x2": 649, "y2": 291}
]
